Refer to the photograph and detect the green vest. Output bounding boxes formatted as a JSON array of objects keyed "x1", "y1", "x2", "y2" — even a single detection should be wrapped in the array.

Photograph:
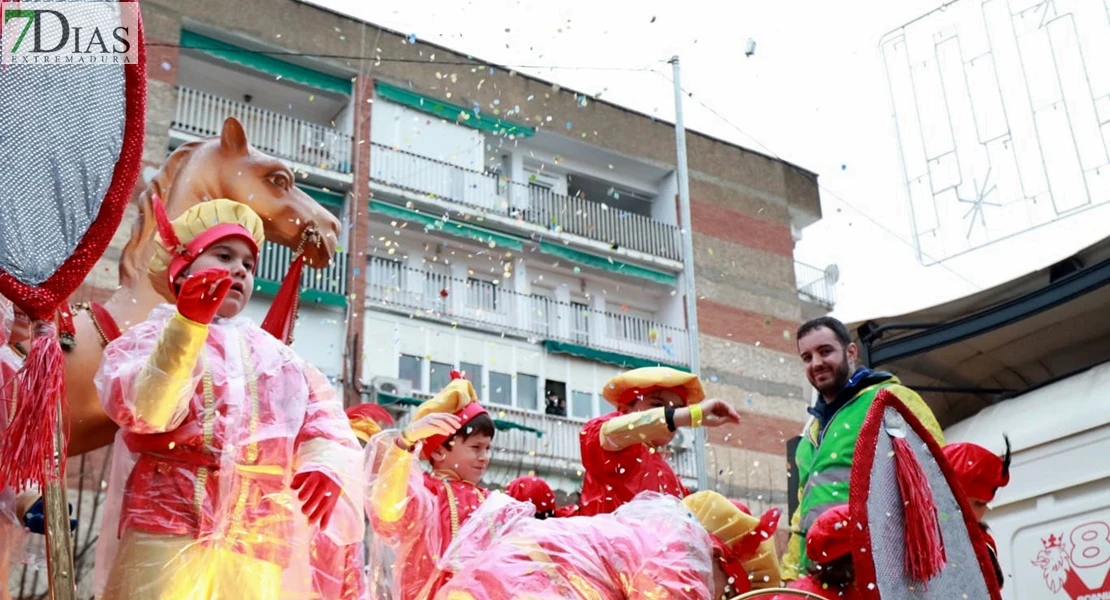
[{"x1": 793, "y1": 381, "x2": 892, "y2": 571}]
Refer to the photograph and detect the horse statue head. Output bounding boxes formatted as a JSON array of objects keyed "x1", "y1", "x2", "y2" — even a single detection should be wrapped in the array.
[
  {"x1": 119, "y1": 116, "x2": 341, "y2": 288},
  {"x1": 66, "y1": 117, "x2": 344, "y2": 456}
]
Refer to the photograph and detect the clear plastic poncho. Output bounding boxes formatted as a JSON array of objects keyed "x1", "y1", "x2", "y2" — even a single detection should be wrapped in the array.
[
  {"x1": 363, "y1": 427, "x2": 495, "y2": 600},
  {"x1": 433, "y1": 491, "x2": 718, "y2": 599},
  {"x1": 93, "y1": 304, "x2": 364, "y2": 600}
]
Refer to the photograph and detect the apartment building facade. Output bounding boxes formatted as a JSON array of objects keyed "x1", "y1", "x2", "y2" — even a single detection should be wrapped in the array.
[{"x1": 73, "y1": 0, "x2": 825, "y2": 524}]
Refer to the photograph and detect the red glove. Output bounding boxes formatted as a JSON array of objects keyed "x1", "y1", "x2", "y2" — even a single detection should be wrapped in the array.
[
  {"x1": 292, "y1": 470, "x2": 342, "y2": 530},
  {"x1": 176, "y1": 268, "x2": 233, "y2": 324}
]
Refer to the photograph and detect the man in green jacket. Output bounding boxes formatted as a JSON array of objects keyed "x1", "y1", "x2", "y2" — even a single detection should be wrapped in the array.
[{"x1": 781, "y1": 316, "x2": 945, "y2": 581}]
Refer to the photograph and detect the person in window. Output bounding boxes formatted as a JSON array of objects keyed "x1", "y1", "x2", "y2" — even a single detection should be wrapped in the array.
[
  {"x1": 576, "y1": 366, "x2": 741, "y2": 517},
  {"x1": 545, "y1": 392, "x2": 566, "y2": 416}
]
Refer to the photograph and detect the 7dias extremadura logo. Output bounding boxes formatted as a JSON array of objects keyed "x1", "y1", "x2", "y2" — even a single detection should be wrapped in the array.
[{"x1": 1, "y1": 1, "x2": 139, "y2": 64}]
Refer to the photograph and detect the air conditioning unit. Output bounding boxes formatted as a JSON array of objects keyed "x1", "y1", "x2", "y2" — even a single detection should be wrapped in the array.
[
  {"x1": 666, "y1": 428, "x2": 693, "y2": 453},
  {"x1": 372, "y1": 376, "x2": 412, "y2": 400}
]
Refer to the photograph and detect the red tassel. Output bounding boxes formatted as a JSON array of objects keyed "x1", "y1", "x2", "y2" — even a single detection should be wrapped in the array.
[
  {"x1": 261, "y1": 252, "x2": 304, "y2": 345},
  {"x1": 893, "y1": 436, "x2": 946, "y2": 583},
  {"x1": 0, "y1": 322, "x2": 68, "y2": 492}
]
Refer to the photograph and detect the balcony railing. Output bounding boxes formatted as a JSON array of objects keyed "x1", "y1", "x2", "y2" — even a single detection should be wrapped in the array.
[
  {"x1": 367, "y1": 258, "x2": 691, "y2": 365},
  {"x1": 794, "y1": 260, "x2": 836, "y2": 308},
  {"x1": 387, "y1": 400, "x2": 699, "y2": 485},
  {"x1": 173, "y1": 87, "x2": 353, "y2": 174},
  {"x1": 369, "y1": 143, "x2": 684, "y2": 262},
  {"x1": 256, "y1": 241, "x2": 349, "y2": 300}
]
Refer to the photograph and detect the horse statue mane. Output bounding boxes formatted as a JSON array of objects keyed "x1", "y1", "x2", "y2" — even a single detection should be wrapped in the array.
[{"x1": 64, "y1": 117, "x2": 342, "y2": 456}]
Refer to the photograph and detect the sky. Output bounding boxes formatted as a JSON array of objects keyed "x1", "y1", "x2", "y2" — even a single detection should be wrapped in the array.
[{"x1": 309, "y1": 0, "x2": 1110, "y2": 323}]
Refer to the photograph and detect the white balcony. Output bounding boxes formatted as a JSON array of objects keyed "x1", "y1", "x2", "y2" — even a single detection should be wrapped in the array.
[
  {"x1": 172, "y1": 87, "x2": 353, "y2": 176},
  {"x1": 794, "y1": 260, "x2": 836, "y2": 308},
  {"x1": 367, "y1": 258, "x2": 691, "y2": 366},
  {"x1": 385, "y1": 399, "x2": 700, "y2": 489},
  {"x1": 369, "y1": 143, "x2": 684, "y2": 262},
  {"x1": 256, "y1": 241, "x2": 349, "y2": 304}
]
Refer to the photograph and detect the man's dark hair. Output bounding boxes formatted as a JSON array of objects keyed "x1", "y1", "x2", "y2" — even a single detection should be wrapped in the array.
[
  {"x1": 443, "y1": 412, "x2": 496, "y2": 449},
  {"x1": 796, "y1": 316, "x2": 852, "y2": 348}
]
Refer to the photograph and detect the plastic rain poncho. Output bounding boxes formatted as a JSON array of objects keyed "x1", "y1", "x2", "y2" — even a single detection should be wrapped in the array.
[
  {"x1": 93, "y1": 304, "x2": 364, "y2": 600},
  {"x1": 433, "y1": 491, "x2": 718, "y2": 600}
]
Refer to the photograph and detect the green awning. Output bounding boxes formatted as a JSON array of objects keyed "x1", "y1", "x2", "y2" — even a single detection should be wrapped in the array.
[
  {"x1": 538, "y1": 242, "x2": 678, "y2": 286},
  {"x1": 376, "y1": 80, "x2": 535, "y2": 138},
  {"x1": 543, "y1": 340, "x2": 689, "y2": 371},
  {"x1": 298, "y1": 184, "x2": 346, "y2": 208},
  {"x1": 253, "y1": 279, "x2": 346, "y2": 308},
  {"x1": 370, "y1": 200, "x2": 524, "y2": 251},
  {"x1": 181, "y1": 30, "x2": 352, "y2": 96}
]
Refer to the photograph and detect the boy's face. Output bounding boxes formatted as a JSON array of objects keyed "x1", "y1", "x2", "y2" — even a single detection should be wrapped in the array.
[
  {"x1": 431, "y1": 433, "x2": 493, "y2": 485},
  {"x1": 176, "y1": 238, "x2": 256, "y2": 318},
  {"x1": 622, "y1": 389, "x2": 685, "y2": 414}
]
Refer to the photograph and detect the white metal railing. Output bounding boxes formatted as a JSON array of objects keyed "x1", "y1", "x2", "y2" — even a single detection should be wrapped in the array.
[
  {"x1": 794, "y1": 260, "x2": 835, "y2": 308},
  {"x1": 366, "y1": 258, "x2": 691, "y2": 365},
  {"x1": 173, "y1": 87, "x2": 353, "y2": 174},
  {"x1": 387, "y1": 400, "x2": 699, "y2": 483},
  {"x1": 369, "y1": 143, "x2": 683, "y2": 261},
  {"x1": 256, "y1": 241, "x2": 349, "y2": 297}
]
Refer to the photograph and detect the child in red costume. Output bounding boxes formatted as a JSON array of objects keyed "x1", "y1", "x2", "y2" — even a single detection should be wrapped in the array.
[
  {"x1": 777, "y1": 504, "x2": 863, "y2": 600},
  {"x1": 577, "y1": 366, "x2": 741, "y2": 516},
  {"x1": 504, "y1": 475, "x2": 558, "y2": 519},
  {"x1": 366, "y1": 372, "x2": 496, "y2": 600},
  {"x1": 94, "y1": 199, "x2": 364, "y2": 599},
  {"x1": 943, "y1": 437, "x2": 1011, "y2": 589}
]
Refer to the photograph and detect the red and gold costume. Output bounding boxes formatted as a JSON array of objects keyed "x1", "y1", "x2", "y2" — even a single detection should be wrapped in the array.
[
  {"x1": 943, "y1": 440, "x2": 1011, "y2": 589},
  {"x1": 577, "y1": 367, "x2": 704, "y2": 516},
  {"x1": 366, "y1": 377, "x2": 491, "y2": 600},
  {"x1": 778, "y1": 504, "x2": 864, "y2": 600},
  {"x1": 93, "y1": 200, "x2": 363, "y2": 600},
  {"x1": 435, "y1": 490, "x2": 782, "y2": 599}
]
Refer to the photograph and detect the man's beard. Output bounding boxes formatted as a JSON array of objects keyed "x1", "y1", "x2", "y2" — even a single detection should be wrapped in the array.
[{"x1": 816, "y1": 353, "x2": 852, "y2": 397}]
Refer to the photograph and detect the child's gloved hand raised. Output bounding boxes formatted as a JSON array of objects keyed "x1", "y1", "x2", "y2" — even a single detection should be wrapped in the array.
[
  {"x1": 403, "y1": 413, "x2": 462, "y2": 442},
  {"x1": 176, "y1": 268, "x2": 233, "y2": 324}
]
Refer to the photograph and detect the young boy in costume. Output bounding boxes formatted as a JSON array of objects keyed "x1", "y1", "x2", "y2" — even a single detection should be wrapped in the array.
[
  {"x1": 94, "y1": 198, "x2": 364, "y2": 599},
  {"x1": 577, "y1": 366, "x2": 741, "y2": 516},
  {"x1": 435, "y1": 489, "x2": 782, "y2": 599},
  {"x1": 366, "y1": 372, "x2": 496, "y2": 600},
  {"x1": 943, "y1": 438, "x2": 1011, "y2": 589},
  {"x1": 776, "y1": 504, "x2": 863, "y2": 600}
]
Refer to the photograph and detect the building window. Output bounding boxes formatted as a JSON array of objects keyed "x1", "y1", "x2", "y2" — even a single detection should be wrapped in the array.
[
  {"x1": 467, "y1": 278, "x2": 498, "y2": 311},
  {"x1": 430, "y1": 361, "x2": 454, "y2": 393},
  {"x1": 516, "y1": 374, "x2": 539, "y2": 411},
  {"x1": 489, "y1": 371, "x2": 512, "y2": 406},
  {"x1": 398, "y1": 354, "x2": 422, "y2": 391},
  {"x1": 571, "y1": 390, "x2": 594, "y2": 419},
  {"x1": 571, "y1": 302, "x2": 590, "y2": 344},
  {"x1": 460, "y1": 362, "x2": 483, "y2": 400}
]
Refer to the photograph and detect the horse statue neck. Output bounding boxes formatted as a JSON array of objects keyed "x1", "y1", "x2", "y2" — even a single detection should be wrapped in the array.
[{"x1": 108, "y1": 143, "x2": 214, "y2": 329}]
